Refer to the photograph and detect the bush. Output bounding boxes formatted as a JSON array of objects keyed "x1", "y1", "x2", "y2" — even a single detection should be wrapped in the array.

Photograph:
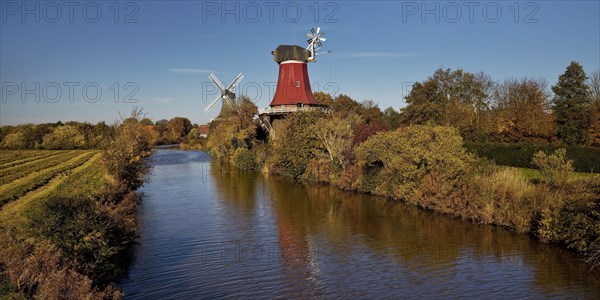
[
  {"x1": 355, "y1": 125, "x2": 475, "y2": 200},
  {"x1": 103, "y1": 115, "x2": 154, "y2": 191},
  {"x1": 24, "y1": 195, "x2": 133, "y2": 284},
  {"x1": 233, "y1": 148, "x2": 256, "y2": 170},
  {"x1": 533, "y1": 148, "x2": 574, "y2": 186},
  {"x1": 537, "y1": 179, "x2": 600, "y2": 253},
  {"x1": 272, "y1": 112, "x2": 323, "y2": 178},
  {"x1": 42, "y1": 125, "x2": 86, "y2": 149}
]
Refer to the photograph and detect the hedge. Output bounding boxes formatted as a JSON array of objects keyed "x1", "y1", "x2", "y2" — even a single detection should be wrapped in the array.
[{"x1": 464, "y1": 142, "x2": 600, "y2": 173}]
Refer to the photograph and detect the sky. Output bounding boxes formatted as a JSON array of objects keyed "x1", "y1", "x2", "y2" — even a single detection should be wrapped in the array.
[{"x1": 1, "y1": 0, "x2": 599, "y2": 125}]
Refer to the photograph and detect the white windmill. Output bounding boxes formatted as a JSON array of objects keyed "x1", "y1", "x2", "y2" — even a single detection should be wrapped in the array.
[
  {"x1": 204, "y1": 72, "x2": 244, "y2": 117},
  {"x1": 306, "y1": 27, "x2": 327, "y2": 62}
]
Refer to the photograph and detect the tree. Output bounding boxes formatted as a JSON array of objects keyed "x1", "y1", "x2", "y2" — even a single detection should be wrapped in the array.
[
  {"x1": 589, "y1": 69, "x2": 600, "y2": 103},
  {"x1": 205, "y1": 96, "x2": 258, "y2": 160},
  {"x1": 382, "y1": 107, "x2": 402, "y2": 130},
  {"x1": 0, "y1": 131, "x2": 28, "y2": 150},
  {"x1": 400, "y1": 68, "x2": 491, "y2": 139},
  {"x1": 552, "y1": 61, "x2": 592, "y2": 144},
  {"x1": 311, "y1": 113, "x2": 361, "y2": 169},
  {"x1": 400, "y1": 80, "x2": 444, "y2": 125},
  {"x1": 140, "y1": 118, "x2": 154, "y2": 126},
  {"x1": 360, "y1": 100, "x2": 383, "y2": 124},
  {"x1": 272, "y1": 112, "x2": 323, "y2": 178},
  {"x1": 587, "y1": 70, "x2": 600, "y2": 146},
  {"x1": 166, "y1": 117, "x2": 193, "y2": 142},
  {"x1": 313, "y1": 91, "x2": 334, "y2": 107},
  {"x1": 42, "y1": 125, "x2": 86, "y2": 150},
  {"x1": 493, "y1": 78, "x2": 555, "y2": 141}
]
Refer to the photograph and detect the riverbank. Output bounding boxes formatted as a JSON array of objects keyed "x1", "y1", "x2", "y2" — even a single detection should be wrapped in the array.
[
  {"x1": 0, "y1": 115, "x2": 154, "y2": 299},
  {"x1": 205, "y1": 108, "x2": 600, "y2": 270}
]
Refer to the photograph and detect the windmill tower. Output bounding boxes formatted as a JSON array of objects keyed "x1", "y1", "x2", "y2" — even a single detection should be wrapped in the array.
[
  {"x1": 204, "y1": 72, "x2": 244, "y2": 119},
  {"x1": 258, "y1": 27, "x2": 329, "y2": 135}
]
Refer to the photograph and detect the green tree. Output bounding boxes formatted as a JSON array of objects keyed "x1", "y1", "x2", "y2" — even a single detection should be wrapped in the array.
[
  {"x1": 400, "y1": 69, "x2": 491, "y2": 140},
  {"x1": 382, "y1": 106, "x2": 402, "y2": 130},
  {"x1": 552, "y1": 61, "x2": 592, "y2": 144}
]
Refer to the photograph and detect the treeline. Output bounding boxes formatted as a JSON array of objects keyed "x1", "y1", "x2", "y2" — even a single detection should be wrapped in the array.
[
  {"x1": 0, "y1": 109, "x2": 155, "y2": 299},
  {"x1": 399, "y1": 61, "x2": 600, "y2": 146},
  {"x1": 0, "y1": 116, "x2": 201, "y2": 150},
  {"x1": 205, "y1": 61, "x2": 600, "y2": 268}
]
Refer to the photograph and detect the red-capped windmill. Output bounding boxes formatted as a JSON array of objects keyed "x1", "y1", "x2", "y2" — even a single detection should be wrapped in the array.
[{"x1": 259, "y1": 27, "x2": 329, "y2": 135}]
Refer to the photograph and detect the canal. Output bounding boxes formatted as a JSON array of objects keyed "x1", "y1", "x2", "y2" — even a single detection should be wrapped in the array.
[{"x1": 120, "y1": 149, "x2": 600, "y2": 298}]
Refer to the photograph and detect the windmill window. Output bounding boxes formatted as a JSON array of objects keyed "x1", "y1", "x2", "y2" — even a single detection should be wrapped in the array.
[{"x1": 295, "y1": 81, "x2": 300, "y2": 87}]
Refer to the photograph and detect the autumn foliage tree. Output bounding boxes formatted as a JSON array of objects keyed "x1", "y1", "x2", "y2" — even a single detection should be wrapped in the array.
[
  {"x1": 493, "y1": 78, "x2": 555, "y2": 142},
  {"x1": 103, "y1": 108, "x2": 155, "y2": 191}
]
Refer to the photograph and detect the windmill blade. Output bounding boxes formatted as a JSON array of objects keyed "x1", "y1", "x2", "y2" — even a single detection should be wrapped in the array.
[
  {"x1": 307, "y1": 33, "x2": 313, "y2": 38},
  {"x1": 311, "y1": 28, "x2": 316, "y2": 35},
  {"x1": 319, "y1": 37, "x2": 326, "y2": 41},
  {"x1": 317, "y1": 41, "x2": 322, "y2": 47},
  {"x1": 209, "y1": 73, "x2": 225, "y2": 92},
  {"x1": 227, "y1": 73, "x2": 244, "y2": 91},
  {"x1": 316, "y1": 27, "x2": 320, "y2": 34},
  {"x1": 204, "y1": 94, "x2": 222, "y2": 112}
]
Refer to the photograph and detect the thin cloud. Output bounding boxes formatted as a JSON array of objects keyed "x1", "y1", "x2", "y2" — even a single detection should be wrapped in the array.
[
  {"x1": 150, "y1": 97, "x2": 175, "y2": 104},
  {"x1": 168, "y1": 68, "x2": 217, "y2": 74},
  {"x1": 346, "y1": 52, "x2": 415, "y2": 58}
]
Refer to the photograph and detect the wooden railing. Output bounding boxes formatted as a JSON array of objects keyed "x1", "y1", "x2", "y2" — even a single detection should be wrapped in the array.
[{"x1": 258, "y1": 106, "x2": 331, "y2": 115}]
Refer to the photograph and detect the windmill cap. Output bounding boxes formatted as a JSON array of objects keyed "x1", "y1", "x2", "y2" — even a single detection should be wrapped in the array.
[{"x1": 273, "y1": 45, "x2": 310, "y2": 63}]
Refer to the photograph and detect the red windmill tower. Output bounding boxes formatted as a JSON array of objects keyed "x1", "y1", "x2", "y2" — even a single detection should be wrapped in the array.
[{"x1": 259, "y1": 27, "x2": 329, "y2": 136}]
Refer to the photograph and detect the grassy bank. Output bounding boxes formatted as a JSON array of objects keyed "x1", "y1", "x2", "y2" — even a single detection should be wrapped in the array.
[
  {"x1": 0, "y1": 113, "x2": 154, "y2": 299},
  {"x1": 206, "y1": 108, "x2": 600, "y2": 270}
]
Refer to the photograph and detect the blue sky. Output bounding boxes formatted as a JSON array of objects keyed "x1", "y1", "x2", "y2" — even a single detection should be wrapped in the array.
[{"x1": 1, "y1": 0, "x2": 599, "y2": 125}]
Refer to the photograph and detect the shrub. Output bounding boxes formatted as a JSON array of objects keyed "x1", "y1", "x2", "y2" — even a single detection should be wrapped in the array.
[
  {"x1": 24, "y1": 194, "x2": 135, "y2": 284},
  {"x1": 103, "y1": 113, "x2": 154, "y2": 191},
  {"x1": 233, "y1": 148, "x2": 256, "y2": 170},
  {"x1": 537, "y1": 179, "x2": 600, "y2": 253},
  {"x1": 533, "y1": 148, "x2": 574, "y2": 186},
  {"x1": 272, "y1": 112, "x2": 323, "y2": 178},
  {"x1": 355, "y1": 125, "x2": 475, "y2": 200},
  {"x1": 42, "y1": 125, "x2": 86, "y2": 149}
]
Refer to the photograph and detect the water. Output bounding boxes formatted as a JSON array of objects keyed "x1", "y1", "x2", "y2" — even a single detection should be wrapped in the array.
[{"x1": 120, "y1": 149, "x2": 600, "y2": 299}]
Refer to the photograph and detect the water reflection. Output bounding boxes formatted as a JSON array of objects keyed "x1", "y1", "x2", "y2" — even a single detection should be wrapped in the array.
[{"x1": 121, "y1": 150, "x2": 600, "y2": 299}]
